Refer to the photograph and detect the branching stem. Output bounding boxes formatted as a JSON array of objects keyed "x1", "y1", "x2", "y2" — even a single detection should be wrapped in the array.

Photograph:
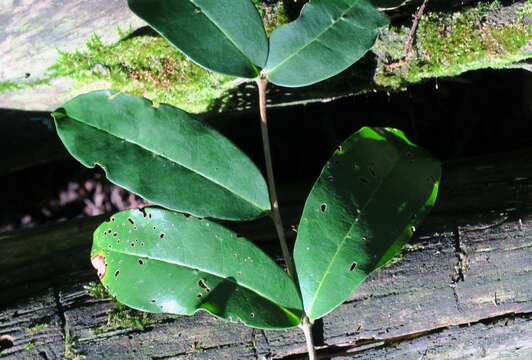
[
  {"x1": 256, "y1": 75, "x2": 295, "y2": 278},
  {"x1": 404, "y1": 0, "x2": 430, "y2": 59},
  {"x1": 257, "y1": 75, "x2": 317, "y2": 360}
]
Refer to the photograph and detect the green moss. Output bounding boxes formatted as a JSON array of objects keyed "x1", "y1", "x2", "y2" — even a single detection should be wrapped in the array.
[
  {"x1": 47, "y1": 2, "x2": 290, "y2": 113},
  {"x1": 517, "y1": 0, "x2": 532, "y2": 22},
  {"x1": 49, "y1": 32, "x2": 235, "y2": 114},
  {"x1": 192, "y1": 341, "x2": 205, "y2": 353},
  {"x1": 0, "y1": 79, "x2": 49, "y2": 95},
  {"x1": 46, "y1": 1, "x2": 529, "y2": 110},
  {"x1": 0, "y1": 81, "x2": 21, "y2": 94},
  {"x1": 92, "y1": 302, "x2": 158, "y2": 335},
  {"x1": 252, "y1": 0, "x2": 290, "y2": 34},
  {"x1": 62, "y1": 328, "x2": 85, "y2": 360},
  {"x1": 84, "y1": 281, "x2": 109, "y2": 300},
  {"x1": 374, "y1": 1, "x2": 532, "y2": 89},
  {"x1": 26, "y1": 323, "x2": 49, "y2": 336},
  {"x1": 84, "y1": 281, "x2": 158, "y2": 335}
]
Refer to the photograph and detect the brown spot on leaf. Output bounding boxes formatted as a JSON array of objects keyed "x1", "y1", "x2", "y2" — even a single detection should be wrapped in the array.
[{"x1": 91, "y1": 255, "x2": 106, "y2": 279}]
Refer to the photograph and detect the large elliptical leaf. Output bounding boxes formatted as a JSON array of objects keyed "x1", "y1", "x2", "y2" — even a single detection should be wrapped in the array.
[
  {"x1": 128, "y1": 0, "x2": 268, "y2": 78},
  {"x1": 294, "y1": 127, "x2": 441, "y2": 321},
  {"x1": 265, "y1": 0, "x2": 389, "y2": 87},
  {"x1": 91, "y1": 208, "x2": 303, "y2": 329},
  {"x1": 53, "y1": 90, "x2": 270, "y2": 221}
]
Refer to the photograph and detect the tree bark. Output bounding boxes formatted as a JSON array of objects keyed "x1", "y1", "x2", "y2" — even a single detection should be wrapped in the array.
[{"x1": 1, "y1": 148, "x2": 532, "y2": 359}]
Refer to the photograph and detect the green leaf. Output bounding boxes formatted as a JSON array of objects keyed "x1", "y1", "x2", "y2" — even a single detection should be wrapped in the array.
[
  {"x1": 91, "y1": 208, "x2": 303, "y2": 329},
  {"x1": 52, "y1": 90, "x2": 270, "y2": 221},
  {"x1": 294, "y1": 127, "x2": 441, "y2": 321},
  {"x1": 128, "y1": 0, "x2": 268, "y2": 79},
  {"x1": 265, "y1": 0, "x2": 389, "y2": 87}
]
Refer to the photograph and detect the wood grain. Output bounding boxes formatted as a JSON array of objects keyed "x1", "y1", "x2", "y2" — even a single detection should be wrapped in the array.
[{"x1": 1, "y1": 149, "x2": 531, "y2": 359}]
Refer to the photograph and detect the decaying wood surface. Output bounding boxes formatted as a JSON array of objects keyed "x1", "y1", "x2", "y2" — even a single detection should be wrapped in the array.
[
  {"x1": 1, "y1": 0, "x2": 528, "y2": 112},
  {"x1": 1, "y1": 148, "x2": 531, "y2": 359},
  {"x1": 0, "y1": 0, "x2": 143, "y2": 110}
]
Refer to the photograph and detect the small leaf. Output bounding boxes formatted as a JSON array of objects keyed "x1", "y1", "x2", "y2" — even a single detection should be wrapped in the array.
[
  {"x1": 128, "y1": 0, "x2": 268, "y2": 78},
  {"x1": 53, "y1": 90, "x2": 270, "y2": 221},
  {"x1": 92, "y1": 208, "x2": 303, "y2": 329},
  {"x1": 265, "y1": 0, "x2": 389, "y2": 87},
  {"x1": 294, "y1": 127, "x2": 441, "y2": 321}
]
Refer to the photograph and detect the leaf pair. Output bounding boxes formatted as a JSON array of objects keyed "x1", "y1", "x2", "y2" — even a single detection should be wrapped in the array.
[
  {"x1": 128, "y1": 0, "x2": 389, "y2": 87},
  {"x1": 75, "y1": 100, "x2": 440, "y2": 328},
  {"x1": 52, "y1": 0, "x2": 441, "y2": 331},
  {"x1": 53, "y1": 91, "x2": 305, "y2": 329}
]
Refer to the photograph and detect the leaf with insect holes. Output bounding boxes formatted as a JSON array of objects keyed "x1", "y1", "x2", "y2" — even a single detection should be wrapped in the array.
[
  {"x1": 294, "y1": 127, "x2": 441, "y2": 321},
  {"x1": 128, "y1": 0, "x2": 268, "y2": 78},
  {"x1": 52, "y1": 90, "x2": 270, "y2": 221},
  {"x1": 265, "y1": 0, "x2": 389, "y2": 87},
  {"x1": 91, "y1": 208, "x2": 304, "y2": 329}
]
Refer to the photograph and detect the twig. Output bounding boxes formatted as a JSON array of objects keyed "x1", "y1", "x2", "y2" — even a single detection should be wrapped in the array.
[
  {"x1": 301, "y1": 317, "x2": 318, "y2": 360},
  {"x1": 256, "y1": 75, "x2": 295, "y2": 278},
  {"x1": 404, "y1": 0, "x2": 430, "y2": 59},
  {"x1": 257, "y1": 74, "x2": 317, "y2": 360}
]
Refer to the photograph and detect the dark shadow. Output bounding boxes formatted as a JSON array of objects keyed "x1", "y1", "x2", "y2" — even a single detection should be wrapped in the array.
[
  {"x1": 119, "y1": 26, "x2": 159, "y2": 42},
  {"x1": 207, "y1": 52, "x2": 379, "y2": 116},
  {"x1": 0, "y1": 109, "x2": 66, "y2": 175},
  {"x1": 313, "y1": 318, "x2": 325, "y2": 346},
  {"x1": 200, "y1": 277, "x2": 238, "y2": 317}
]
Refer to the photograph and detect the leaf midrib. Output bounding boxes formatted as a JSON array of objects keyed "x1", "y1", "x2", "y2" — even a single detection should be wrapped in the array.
[
  {"x1": 306, "y1": 140, "x2": 406, "y2": 317},
  {"x1": 189, "y1": 0, "x2": 261, "y2": 76},
  {"x1": 102, "y1": 246, "x2": 300, "y2": 321},
  {"x1": 267, "y1": 0, "x2": 366, "y2": 76},
  {"x1": 63, "y1": 113, "x2": 266, "y2": 213}
]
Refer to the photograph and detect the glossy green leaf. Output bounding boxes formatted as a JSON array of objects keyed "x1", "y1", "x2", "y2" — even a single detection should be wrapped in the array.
[
  {"x1": 91, "y1": 208, "x2": 303, "y2": 329},
  {"x1": 294, "y1": 127, "x2": 441, "y2": 321},
  {"x1": 265, "y1": 0, "x2": 389, "y2": 87},
  {"x1": 52, "y1": 90, "x2": 270, "y2": 221},
  {"x1": 128, "y1": 0, "x2": 268, "y2": 78}
]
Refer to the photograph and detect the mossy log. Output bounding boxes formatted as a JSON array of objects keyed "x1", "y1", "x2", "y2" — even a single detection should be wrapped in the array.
[
  {"x1": 0, "y1": 0, "x2": 530, "y2": 113},
  {"x1": 1, "y1": 148, "x2": 532, "y2": 359}
]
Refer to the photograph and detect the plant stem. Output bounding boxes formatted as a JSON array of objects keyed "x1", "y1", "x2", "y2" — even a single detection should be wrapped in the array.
[
  {"x1": 302, "y1": 317, "x2": 318, "y2": 360},
  {"x1": 256, "y1": 75, "x2": 295, "y2": 278},
  {"x1": 404, "y1": 0, "x2": 430, "y2": 59},
  {"x1": 257, "y1": 75, "x2": 318, "y2": 360}
]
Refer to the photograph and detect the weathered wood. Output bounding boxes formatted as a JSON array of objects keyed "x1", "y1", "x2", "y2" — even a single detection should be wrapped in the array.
[
  {"x1": 1, "y1": 149, "x2": 531, "y2": 359},
  {"x1": 0, "y1": 0, "x2": 143, "y2": 110},
  {"x1": 2, "y1": 148, "x2": 532, "y2": 306},
  {"x1": 0, "y1": 216, "x2": 104, "y2": 305},
  {"x1": 0, "y1": 290, "x2": 64, "y2": 359},
  {"x1": 327, "y1": 315, "x2": 532, "y2": 359},
  {"x1": 1, "y1": 0, "x2": 529, "y2": 112}
]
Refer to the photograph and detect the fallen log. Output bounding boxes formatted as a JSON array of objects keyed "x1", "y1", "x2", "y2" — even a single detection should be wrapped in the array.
[
  {"x1": 1, "y1": 148, "x2": 531, "y2": 359},
  {"x1": 1, "y1": 0, "x2": 529, "y2": 112}
]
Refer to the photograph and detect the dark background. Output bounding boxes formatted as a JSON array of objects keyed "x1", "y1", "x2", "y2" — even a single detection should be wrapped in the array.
[{"x1": 1, "y1": 68, "x2": 531, "y2": 232}]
